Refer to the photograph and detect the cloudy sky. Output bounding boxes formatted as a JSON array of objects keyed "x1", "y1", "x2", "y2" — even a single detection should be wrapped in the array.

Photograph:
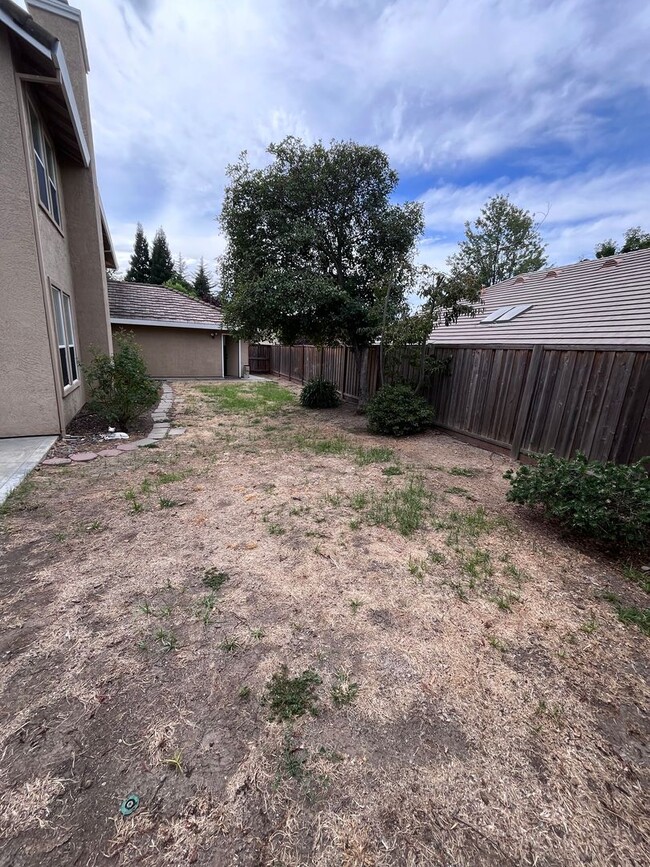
[{"x1": 66, "y1": 0, "x2": 650, "y2": 279}]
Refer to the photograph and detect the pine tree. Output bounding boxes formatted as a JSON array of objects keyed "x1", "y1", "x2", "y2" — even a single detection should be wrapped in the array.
[
  {"x1": 124, "y1": 223, "x2": 150, "y2": 283},
  {"x1": 173, "y1": 252, "x2": 188, "y2": 283},
  {"x1": 149, "y1": 227, "x2": 175, "y2": 285},
  {"x1": 193, "y1": 257, "x2": 213, "y2": 302}
]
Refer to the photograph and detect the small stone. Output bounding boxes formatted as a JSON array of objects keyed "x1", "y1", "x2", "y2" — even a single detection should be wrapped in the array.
[
  {"x1": 168, "y1": 428, "x2": 186, "y2": 436},
  {"x1": 69, "y1": 452, "x2": 98, "y2": 462},
  {"x1": 98, "y1": 449, "x2": 123, "y2": 457},
  {"x1": 641, "y1": 566, "x2": 650, "y2": 573},
  {"x1": 134, "y1": 438, "x2": 157, "y2": 447},
  {"x1": 116, "y1": 443, "x2": 138, "y2": 452},
  {"x1": 42, "y1": 457, "x2": 72, "y2": 466}
]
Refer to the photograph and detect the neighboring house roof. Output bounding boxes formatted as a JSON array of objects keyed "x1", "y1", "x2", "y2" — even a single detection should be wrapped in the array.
[
  {"x1": 430, "y1": 246, "x2": 650, "y2": 347},
  {"x1": 0, "y1": 0, "x2": 89, "y2": 166},
  {"x1": 107, "y1": 281, "x2": 224, "y2": 331}
]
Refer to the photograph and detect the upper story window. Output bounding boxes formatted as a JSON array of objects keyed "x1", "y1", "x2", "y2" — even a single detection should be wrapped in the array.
[{"x1": 28, "y1": 104, "x2": 61, "y2": 227}]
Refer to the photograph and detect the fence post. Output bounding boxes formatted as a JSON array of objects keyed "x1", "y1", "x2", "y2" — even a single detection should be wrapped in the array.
[
  {"x1": 510, "y1": 345, "x2": 544, "y2": 459},
  {"x1": 341, "y1": 347, "x2": 348, "y2": 399}
]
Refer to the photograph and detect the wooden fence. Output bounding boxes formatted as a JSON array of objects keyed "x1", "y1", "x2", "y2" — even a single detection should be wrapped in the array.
[{"x1": 255, "y1": 343, "x2": 650, "y2": 464}]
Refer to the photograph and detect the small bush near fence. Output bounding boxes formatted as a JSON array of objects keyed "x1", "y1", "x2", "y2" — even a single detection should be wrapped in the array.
[
  {"x1": 504, "y1": 452, "x2": 650, "y2": 551},
  {"x1": 299, "y1": 377, "x2": 341, "y2": 409},
  {"x1": 367, "y1": 385, "x2": 435, "y2": 437},
  {"x1": 84, "y1": 333, "x2": 159, "y2": 430}
]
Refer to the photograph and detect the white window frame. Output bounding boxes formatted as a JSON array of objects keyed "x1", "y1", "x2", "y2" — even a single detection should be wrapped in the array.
[
  {"x1": 28, "y1": 101, "x2": 62, "y2": 227},
  {"x1": 51, "y1": 285, "x2": 79, "y2": 392}
]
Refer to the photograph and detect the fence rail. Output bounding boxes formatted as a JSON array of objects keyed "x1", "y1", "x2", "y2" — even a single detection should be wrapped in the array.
[{"x1": 254, "y1": 343, "x2": 650, "y2": 464}]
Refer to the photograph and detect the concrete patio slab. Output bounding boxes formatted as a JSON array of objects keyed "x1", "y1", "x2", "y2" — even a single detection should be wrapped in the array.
[{"x1": 0, "y1": 436, "x2": 58, "y2": 505}]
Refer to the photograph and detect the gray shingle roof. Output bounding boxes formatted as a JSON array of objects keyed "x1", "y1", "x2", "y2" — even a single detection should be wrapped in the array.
[
  {"x1": 107, "y1": 281, "x2": 224, "y2": 330},
  {"x1": 430, "y1": 246, "x2": 650, "y2": 347}
]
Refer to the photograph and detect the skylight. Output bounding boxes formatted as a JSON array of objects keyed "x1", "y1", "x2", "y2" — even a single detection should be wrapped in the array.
[{"x1": 480, "y1": 303, "x2": 532, "y2": 324}]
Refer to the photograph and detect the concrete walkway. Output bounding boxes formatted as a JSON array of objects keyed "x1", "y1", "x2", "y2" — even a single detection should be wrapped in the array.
[{"x1": 0, "y1": 436, "x2": 58, "y2": 505}]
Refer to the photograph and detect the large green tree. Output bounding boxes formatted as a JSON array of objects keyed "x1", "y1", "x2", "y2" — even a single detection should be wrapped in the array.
[
  {"x1": 447, "y1": 194, "x2": 548, "y2": 286},
  {"x1": 149, "y1": 227, "x2": 175, "y2": 285},
  {"x1": 219, "y1": 137, "x2": 424, "y2": 404},
  {"x1": 124, "y1": 223, "x2": 150, "y2": 283},
  {"x1": 193, "y1": 257, "x2": 214, "y2": 303},
  {"x1": 595, "y1": 226, "x2": 650, "y2": 258}
]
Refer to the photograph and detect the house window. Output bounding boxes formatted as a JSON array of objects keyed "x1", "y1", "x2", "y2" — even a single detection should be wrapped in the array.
[
  {"x1": 28, "y1": 104, "x2": 61, "y2": 226},
  {"x1": 51, "y1": 286, "x2": 78, "y2": 389}
]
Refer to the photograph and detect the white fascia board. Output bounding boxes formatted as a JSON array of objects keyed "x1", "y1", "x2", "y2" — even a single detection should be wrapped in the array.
[
  {"x1": 0, "y1": 7, "x2": 52, "y2": 57},
  {"x1": 111, "y1": 317, "x2": 224, "y2": 331},
  {"x1": 51, "y1": 40, "x2": 90, "y2": 166}
]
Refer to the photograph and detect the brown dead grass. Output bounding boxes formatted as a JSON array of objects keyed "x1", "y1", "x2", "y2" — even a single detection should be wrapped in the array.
[{"x1": 0, "y1": 377, "x2": 648, "y2": 866}]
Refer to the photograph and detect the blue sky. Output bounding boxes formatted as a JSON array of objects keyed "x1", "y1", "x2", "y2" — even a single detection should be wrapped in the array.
[{"x1": 68, "y1": 0, "x2": 650, "y2": 279}]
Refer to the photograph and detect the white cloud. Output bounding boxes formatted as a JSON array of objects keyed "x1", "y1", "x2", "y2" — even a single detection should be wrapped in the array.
[
  {"x1": 419, "y1": 164, "x2": 650, "y2": 269},
  {"x1": 65, "y1": 0, "x2": 650, "y2": 273}
]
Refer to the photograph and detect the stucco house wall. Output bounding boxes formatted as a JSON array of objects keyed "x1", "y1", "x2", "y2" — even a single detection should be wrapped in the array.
[
  {"x1": 0, "y1": 26, "x2": 60, "y2": 437},
  {"x1": 0, "y1": 0, "x2": 115, "y2": 438},
  {"x1": 113, "y1": 326, "x2": 224, "y2": 379}
]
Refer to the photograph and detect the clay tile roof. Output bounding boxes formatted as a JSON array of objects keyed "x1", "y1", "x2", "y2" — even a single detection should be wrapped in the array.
[{"x1": 107, "y1": 281, "x2": 224, "y2": 330}]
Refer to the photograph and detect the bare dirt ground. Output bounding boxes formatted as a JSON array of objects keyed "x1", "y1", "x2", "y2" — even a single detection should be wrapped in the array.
[{"x1": 0, "y1": 379, "x2": 648, "y2": 867}]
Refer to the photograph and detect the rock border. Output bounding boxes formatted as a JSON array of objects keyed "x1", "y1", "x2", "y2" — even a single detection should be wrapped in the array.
[{"x1": 42, "y1": 382, "x2": 183, "y2": 466}]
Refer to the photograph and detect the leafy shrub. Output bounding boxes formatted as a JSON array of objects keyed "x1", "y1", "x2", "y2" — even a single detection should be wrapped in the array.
[
  {"x1": 504, "y1": 452, "x2": 650, "y2": 550},
  {"x1": 299, "y1": 377, "x2": 341, "y2": 409},
  {"x1": 84, "y1": 333, "x2": 159, "y2": 430},
  {"x1": 366, "y1": 385, "x2": 434, "y2": 437}
]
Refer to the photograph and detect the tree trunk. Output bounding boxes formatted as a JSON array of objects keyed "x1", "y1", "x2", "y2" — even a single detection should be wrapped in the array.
[
  {"x1": 379, "y1": 281, "x2": 392, "y2": 389},
  {"x1": 354, "y1": 346, "x2": 370, "y2": 411},
  {"x1": 414, "y1": 338, "x2": 428, "y2": 394}
]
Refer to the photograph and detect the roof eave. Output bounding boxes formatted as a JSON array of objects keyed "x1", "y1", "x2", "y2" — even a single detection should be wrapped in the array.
[
  {"x1": 99, "y1": 197, "x2": 116, "y2": 269},
  {"x1": 51, "y1": 39, "x2": 90, "y2": 167},
  {"x1": 111, "y1": 317, "x2": 225, "y2": 331},
  {"x1": 0, "y1": 1, "x2": 54, "y2": 54}
]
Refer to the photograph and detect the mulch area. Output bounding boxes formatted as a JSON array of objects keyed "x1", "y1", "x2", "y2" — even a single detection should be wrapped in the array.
[{"x1": 46, "y1": 408, "x2": 154, "y2": 459}]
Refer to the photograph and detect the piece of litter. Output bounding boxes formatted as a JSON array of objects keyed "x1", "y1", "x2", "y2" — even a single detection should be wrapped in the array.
[{"x1": 119, "y1": 793, "x2": 140, "y2": 816}]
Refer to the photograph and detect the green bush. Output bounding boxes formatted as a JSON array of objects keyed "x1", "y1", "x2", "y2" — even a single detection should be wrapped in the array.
[
  {"x1": 299, "y1": 377, "x2": 341, "y2": 409},
  {"x1": 83, "y1": 333, "x2": 159, "y2": 430},
  {"x1": 504, "y1": 452, "x2": 650, "y2": 550},
  {"x1": 366, "y1": 385, "x2": 434, "y2": 437}
]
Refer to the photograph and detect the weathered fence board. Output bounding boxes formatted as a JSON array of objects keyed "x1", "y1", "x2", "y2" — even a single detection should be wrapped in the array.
[{"x1": 255, "y1": 343, "x2": 650, "y2": 464}]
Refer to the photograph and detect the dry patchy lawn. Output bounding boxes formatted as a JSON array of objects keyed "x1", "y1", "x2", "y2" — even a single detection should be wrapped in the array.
[{"x1": 0, "y1": 379, "x2": 648, "y2": 866}]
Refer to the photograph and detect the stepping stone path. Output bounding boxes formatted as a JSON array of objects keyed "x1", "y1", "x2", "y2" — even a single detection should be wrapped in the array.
[{"x1": 41, "y1": 382, "x2": 181, "y2": 470}]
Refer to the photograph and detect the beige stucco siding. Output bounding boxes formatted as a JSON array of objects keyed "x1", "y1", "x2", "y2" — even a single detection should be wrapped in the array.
[
  {"x1": 0, "y1": 29, "x2": 60, "y2": 437},
  {"x1": 113, "y1": 326, "x2": 223, "y2": 378},
  {"x1": 28, "y1": 4, "x2": 113, "y2": 362},
  {"x1": 34, "y1": 175, "x2": 86, "y2": 427}
]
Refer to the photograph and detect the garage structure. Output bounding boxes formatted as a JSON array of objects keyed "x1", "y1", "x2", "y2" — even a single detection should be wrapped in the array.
[{"x1": 107, "y1": 281, "x2": 248, "y2": 379}]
